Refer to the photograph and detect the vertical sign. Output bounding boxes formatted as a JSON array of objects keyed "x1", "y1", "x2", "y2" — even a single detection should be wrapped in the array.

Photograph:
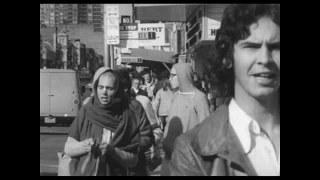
[
  {"x1": 116, "y1": 53, "x2": 122, "y2": 65},
  {"x1": 73, "y1": 41, "x2": 81, "y2": 65},
  {"x1": 57, "y1": 32, "x2": 68, "y2": 63},
  {"x1": 57, "y1": 32, "x2": 67, "y2": 47},
  {"x1": 105, "y1": 5, "x2": 120, "y2": 45}
]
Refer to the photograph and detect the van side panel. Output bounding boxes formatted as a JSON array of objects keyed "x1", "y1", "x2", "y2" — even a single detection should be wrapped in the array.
[
  {"x1": 40, "y1": 72, "x2": 51, "y2": 116},
  {"x1": 50, "y1": 72, "x2": 80, "y2": 117}
]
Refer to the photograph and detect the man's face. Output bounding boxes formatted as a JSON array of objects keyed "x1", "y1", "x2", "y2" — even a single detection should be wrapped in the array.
[
  {"x1": 132, "y1": 79, "x2": 140, "y2": 90},
  {"x1": 169, "y1": 67, "x2": 179, "y2": 89},
  {"x1": 143, "y1": 73, "x2": 151, "y2": 83},
  {"x1": 97, "y1": 72, "x2": 117, "y2": 105},
  {"x1": 233, "y1": 17, "x2": 280, "y2": 100}
]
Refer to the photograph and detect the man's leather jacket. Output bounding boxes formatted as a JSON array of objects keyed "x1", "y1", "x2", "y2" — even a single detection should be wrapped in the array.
[{"x1": 169, "y1": 103, "x2": 258, "y2": 176}]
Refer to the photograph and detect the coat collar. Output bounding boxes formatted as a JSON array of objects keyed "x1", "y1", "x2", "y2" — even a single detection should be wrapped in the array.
[{"x1": 190, "y1": 99, "x2": 257, "y2": 176}]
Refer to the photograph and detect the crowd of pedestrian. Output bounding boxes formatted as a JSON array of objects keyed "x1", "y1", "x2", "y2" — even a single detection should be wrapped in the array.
[{"x1": 59, "y1": 4, "x2": 280, "y2": 176}]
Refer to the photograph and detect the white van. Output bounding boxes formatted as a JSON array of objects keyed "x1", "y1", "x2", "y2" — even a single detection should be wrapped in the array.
[{"x1": 40, "y1": 69, "x2": 82, "y2": 126}]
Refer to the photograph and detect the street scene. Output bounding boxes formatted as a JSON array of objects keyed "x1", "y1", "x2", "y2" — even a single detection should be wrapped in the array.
[{"x1": 40, "y1": 4, "x2": 280, "y2": 176}]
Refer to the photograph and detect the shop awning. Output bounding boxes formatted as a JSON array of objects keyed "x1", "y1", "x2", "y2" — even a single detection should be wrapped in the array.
[{"x1": 134, "y1": 4, "x2": 201, "y2": 22}]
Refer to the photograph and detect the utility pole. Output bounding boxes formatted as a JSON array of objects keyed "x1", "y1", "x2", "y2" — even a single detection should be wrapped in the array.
[
  {"x1": 132, "y1": 4, "x2": 135, "y2": 23},
  {"x1": 110, "y1": 45, "x2": 115, "y2": 69},
  {"x1": 103, "y1": 4, "x2": 110, "y2": 68},
  {"x1": 55, "y1": 26, "x2": 58, "y2": 60}
]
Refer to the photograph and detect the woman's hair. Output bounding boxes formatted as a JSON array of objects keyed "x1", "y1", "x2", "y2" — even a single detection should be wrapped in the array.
[
  {"x1": 160, "y1": 70, "x2": 170, "y2": 81},
  {"x1": 113, "y1": 68, "x2": 132, "y2": 98},
  {"x1": 162, "y1": 78, "x2": 172, "y2": 91},
  {"x1": 215, "y1": 4, "x2": 280, "y2": 97},
  {"x1": 193, "y1": 72, "x2": 200, "y2": 80}
]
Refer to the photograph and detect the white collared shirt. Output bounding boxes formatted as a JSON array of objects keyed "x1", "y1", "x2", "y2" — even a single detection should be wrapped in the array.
[
  {"x1": 144, "y1": 82, "x2": 155, "y2": 98},
  {"x1": 229, "y1": 99, "x2": 280, "y2": 176},
  {"x1": 132, "y1": 87, "x2": 139, "y2": 94}
]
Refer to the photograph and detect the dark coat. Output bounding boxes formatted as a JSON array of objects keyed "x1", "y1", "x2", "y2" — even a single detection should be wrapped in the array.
[
  {"x1": 169, "y1": 100, "x2": 258, "y2": 176},
  {"x1": 128, "y1": 100, "x2": 155, "y2": 176},
  {"x1": 130, "y1": 88, "x2": 148, "y2": 99}
]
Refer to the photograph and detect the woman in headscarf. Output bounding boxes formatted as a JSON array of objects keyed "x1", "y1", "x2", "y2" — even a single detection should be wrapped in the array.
[
  {"x1": 160, "y1": 63, "x2": 211, "y2": 176},
  {"x1": 64, "y1": 67, "x2": 141, "y2": 176}
]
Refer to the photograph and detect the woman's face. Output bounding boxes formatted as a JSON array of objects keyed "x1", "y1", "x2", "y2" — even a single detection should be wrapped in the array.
[
  {"x1": 169, "y1": 67, "x2": 179, "y2": 89},
  {"x1": 96, "y1": 72, "x2": 117, "y2": 105},
  {"x1": 233, "y1": 17, "x2": 280, "y2": 100},
  {"x1": 194, "y1": 75, "x2": 198, "y2": 81}
]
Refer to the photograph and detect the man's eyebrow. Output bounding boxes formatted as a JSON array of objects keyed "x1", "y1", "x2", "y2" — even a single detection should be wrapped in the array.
[
  {"x1": 267, "y1": 42, "x2": 280, "y2": 46},
  {"x1": 240, "y1": 41, "x2": 280, "y2": 47},
  {"x1": 98, "y1": 85, "x2": 114, "y2": 88},
  {"x1": 240, "y1": 41, "x2": 262, "y2": 46}
]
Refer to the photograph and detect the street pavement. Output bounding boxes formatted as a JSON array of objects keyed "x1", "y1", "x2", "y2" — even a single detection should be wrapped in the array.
[
  {"x1": 40, "y1": 126, "x2": 68, "y2": 176},
  {"x1": 40, "y1": 126, "x2": 163, "y2": 176}
]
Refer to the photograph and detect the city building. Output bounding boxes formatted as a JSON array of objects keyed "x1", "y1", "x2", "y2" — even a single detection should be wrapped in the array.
[
  {"x1": 40, "y1": 4, "x2": 103, "y2": 28},
  {"x1": 40, "y1": 4, "x2": 78, "y2": 27},
  {"x1": 92, "y1": 4, "x2": 104, "y2": 32}
]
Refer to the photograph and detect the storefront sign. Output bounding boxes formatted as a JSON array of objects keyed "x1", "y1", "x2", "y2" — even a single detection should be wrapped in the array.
[
  {"x1": 137, "y1": 23, "x2": 165, "y2": 46},
  {"x1": 118, "y1": 23, "x2": 166, "y2": 48},
  {"x1": 207, "y1": 19, "x2": 221, "y2": 40},
  {"x1": 120, "y1": 23, "x2": 138, "y2": 40}
]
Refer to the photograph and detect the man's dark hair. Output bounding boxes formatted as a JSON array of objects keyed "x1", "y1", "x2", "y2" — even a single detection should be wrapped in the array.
[
  {"x1": 140, "y1": 70, "x2": 150, "y2": 77},
  {"x1": 215, "y1": 4, "x2": 280, "y2": 97},
  {"x1": 132, "y1": 74, "x2": 144, "y2": 84}
]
